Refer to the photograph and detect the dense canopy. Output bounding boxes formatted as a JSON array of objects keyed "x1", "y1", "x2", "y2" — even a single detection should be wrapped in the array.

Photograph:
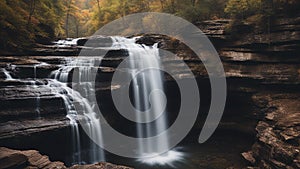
[{"x1": 1, "y1": 0, "x2": 299, "y2": 51}]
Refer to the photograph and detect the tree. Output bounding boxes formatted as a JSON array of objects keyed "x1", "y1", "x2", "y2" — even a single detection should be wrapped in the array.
[
  {"x1": 96, "y1": 0, "x2": 101, "y2": 17},
  {"x1": 27, "y1": 0, "x2": 36, "y2": 28},
  {"x1": 159, "y1": 0, "x2": 165, "y2": 9},
  {"x1": 66, "y1": 0, "x2": 72, "y2": 38},
  {"x1": 0, "y1": 0, "x2": 68, "y2": 52},
  {"x1": 225, "y1": 0, "x2": 263, "y2": 19}
]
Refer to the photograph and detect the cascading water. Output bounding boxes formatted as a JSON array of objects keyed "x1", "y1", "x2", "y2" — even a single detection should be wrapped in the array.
[
  {"x1": 111, "y1": 37, "x2": 183, "y2": 165},
  {"x1": 47, "y1": 36, "x2": 182, "y2": 166},
  {"x1": 50, "y1": 57, "x2": 105, "y2": 164},
  {"x1": 33, "y1": 63, "x2": 49, "y2": 117},
  {"x1": 2, "y1": 68, "x2": 13, "y2": 80}
]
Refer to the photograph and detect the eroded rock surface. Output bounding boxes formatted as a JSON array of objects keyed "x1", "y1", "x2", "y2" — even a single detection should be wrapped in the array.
[
  {"x1": 195, "y1": 15, "x2": 300, "y2": 169},
  {"x1": 242, "y1": 93, "x2": 300, "y2": 169},
  {"x1": 0, "y1": 147, "x2": 133, "y2": 169},
  {"x1": 0, "y1": 147, "x2": 66, "y2": 169}
]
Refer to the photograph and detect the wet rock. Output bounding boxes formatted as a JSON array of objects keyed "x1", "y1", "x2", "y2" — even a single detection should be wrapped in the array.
[
  {"x1": 104, "y1": 49, "x2": 128, "y2": 58},
  {"x1": 12, "y1": 64, "x2": 60, "y2": 79},
  {"x1": 31, "y1": 56, "x2": 68, "y2": 65},
  {"x1": 76, "y1": 36, "x2": 112, "y2": 47},
  {"x1": 0, "y1": 86, "x2": 66, "y2": 120},
  {"x1": 0, "y1": 116, "x2": 69, "y2": 139},
  {"x1": 242, "y1": 152, "x2": 256, "y2": 165},
  {"x1": 31, "y1": 44, "x2": 80, "y2": 56},
  {"x1": 135, "y1": 34, "x2": 176, "y2": 47},
  {"x1": 76, "y1": 38, "x2": 88, "y2": 46},
  {"x1": 135, "y1": 34, "x2": 185, "y2": 52}
]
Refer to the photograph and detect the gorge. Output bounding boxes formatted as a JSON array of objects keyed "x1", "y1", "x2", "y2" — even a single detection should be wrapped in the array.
[{"x1": 0, "y1": 16, "x2": 300, "y2": 169}]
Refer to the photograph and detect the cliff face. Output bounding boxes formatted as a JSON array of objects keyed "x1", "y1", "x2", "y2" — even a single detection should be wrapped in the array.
[
  {"x1": 243, "y1": 93, "x2": 300, "y2": 169},
  {"x1": 214, "y1": 16, "x2": 300, "y2": 169}
]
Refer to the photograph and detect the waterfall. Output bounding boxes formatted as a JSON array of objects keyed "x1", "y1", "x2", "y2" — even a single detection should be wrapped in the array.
[
  {"x1": 34, "y1": 65, "x2": 37, "y2": 80},
  {"x1": 33, "y1": 63, "x2": 48, "y2": 117},
  {"x1": 50, "y1": 57, "x2": 105, "y2": 164},
  {"x1": 31, "y1": 80, "x2": 41, "y2": 118},
  {"x1": 2, "y1": 68, "x2": 13, "y2": 80},
  {"x1": 112, "y1": 37, "x2": 179, "y2": 164},
  {"x1": 48, "y1": 36, "x2": 182, "y2": 165}
]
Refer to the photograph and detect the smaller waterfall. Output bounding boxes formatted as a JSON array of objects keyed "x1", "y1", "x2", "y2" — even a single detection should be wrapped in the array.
[
  {"x1": 50, "y1": 57, "x2": 105, "y2": 164},
  {"x1": 31, "y1": 80, "x2": 41, "y2": 118},
  {"x1": 2, "y1": 68, "x2": 13, "y2": 80},
  {"x1": 35, "y1": 95, "x2": 41, "y2": 117},
  {"x1": 34, "y1": 65, "x2": 37, "y2": 80},
  {"x1": 47, "y1": 79, "x2": 83, "y2": 163},
  {"x1": 32, "y1": 63, "x2": 48, "y2": 118}
]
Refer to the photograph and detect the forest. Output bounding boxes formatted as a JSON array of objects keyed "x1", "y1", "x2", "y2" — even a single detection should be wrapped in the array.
[{"x1": 1, "y1": 0, "x2": 299, "y2": 52}]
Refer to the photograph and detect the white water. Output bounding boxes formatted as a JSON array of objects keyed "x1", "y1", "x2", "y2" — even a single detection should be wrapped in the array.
[
  {"x1": 2, "y1": 68, "x2": 13, "y2": 80},
  {"x1": 29, "y1": 80, "x2": 41, "y2": 118},
  {"x1": 54, "y1": 38, "x2": 81, "y2": 47},
  {"x1": 50, "y1": 57, "x2": 105, "y2": 164},
  {"x1": 33, "y1": 63, "x2": 50, "y2": 117},
  {"x1": 112, "y1": 37, "x2": 180, "y2": 165},
  {"x1": 48, "y1": 36, "x2": 181, "y2": 165}
]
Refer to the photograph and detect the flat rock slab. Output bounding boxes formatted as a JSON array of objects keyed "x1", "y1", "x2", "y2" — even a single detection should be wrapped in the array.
[{"x1": 0, "y1": 116, "x2": 69, "y2": 139}]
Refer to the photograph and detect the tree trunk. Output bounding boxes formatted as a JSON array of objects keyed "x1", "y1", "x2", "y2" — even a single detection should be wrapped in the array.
[
  {"x1": 121, "y1": 0, "x2": 126, "y2": 17},
  {"x1": 27, "y1": 0, "x2": 36, "y2": 28},
  {"x1": 170, "y1": 0, "x2": 175, "y2": 13},
  {"x1": 120, "y1": 0, "x2": 128, "y2": 28},
  {"x1": 96, "y1": 0, "x2": 101, "y2": 17},
  {"x1": 66, "y1": 0, "x2": 72, "y2": 38},
  {"x1": 159, "y1": 0, "x2": 164, "y2": 10},
  {"x1": 75, "y1": 19, "x2": 79, "y2": 38},
  {"x1": 191, "y1": 0, "x2": 196, "y2": 6}
]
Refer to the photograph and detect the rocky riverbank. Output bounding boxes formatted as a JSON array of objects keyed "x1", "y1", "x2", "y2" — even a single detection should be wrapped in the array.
[
  {"x1": 0, "y1": 147, "x2": 132, "y2": 169},
  {"x1": 242, "y1": 92, "x2": 300, "y2": 169}
]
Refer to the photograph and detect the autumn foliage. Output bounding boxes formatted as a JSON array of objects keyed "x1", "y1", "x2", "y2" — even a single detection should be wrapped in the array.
[{"x1": 1, "y1": 0, "x2": 299, "y2": 52}]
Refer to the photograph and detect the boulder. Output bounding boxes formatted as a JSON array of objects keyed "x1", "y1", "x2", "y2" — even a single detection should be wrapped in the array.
[{"x1": 0, "y1": 147, "x2": 28, "y2": 168}]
